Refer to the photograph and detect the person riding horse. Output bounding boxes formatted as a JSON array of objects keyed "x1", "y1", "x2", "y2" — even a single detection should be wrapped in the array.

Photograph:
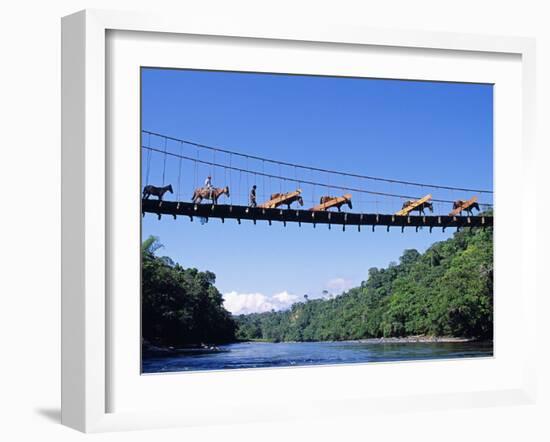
[
  {"x1": 204, "y1": 175, "x2": 213, "y2": 198},
  {"x1": 192, "y1": 186, "x2": 230, "y2": 205}
]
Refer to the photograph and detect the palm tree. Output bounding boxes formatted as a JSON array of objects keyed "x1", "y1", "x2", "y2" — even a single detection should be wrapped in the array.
[{"x1": 142, "y1": 235, "x2": 163, "y2": 257}]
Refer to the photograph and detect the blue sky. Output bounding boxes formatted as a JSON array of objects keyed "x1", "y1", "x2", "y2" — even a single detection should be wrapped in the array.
[{"x1": 141, "y1": 68, "x2": 493, "y2": 314}]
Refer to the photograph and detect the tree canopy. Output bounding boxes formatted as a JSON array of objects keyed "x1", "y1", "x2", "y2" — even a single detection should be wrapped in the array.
[
  {"x1": 234, "y1": 227, "x2": 493, "y2": 341},
  {"x1": 142, "y1": 236, "x2": 236, "y2": 346}
]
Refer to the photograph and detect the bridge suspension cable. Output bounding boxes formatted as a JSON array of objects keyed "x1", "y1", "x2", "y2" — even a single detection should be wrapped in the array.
[
  {"x1": 142, "y1": 130, "x2": 494, "y2": 195},
  {"x1": 141, "y1": 144, "x2": 492, "y2": 206}
]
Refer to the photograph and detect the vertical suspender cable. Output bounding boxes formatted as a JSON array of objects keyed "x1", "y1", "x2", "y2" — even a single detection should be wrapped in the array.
[
  {"x1": 239, "y1": 170, "x2": 242, "y2": 205},
  {"x1": 262, "y1": 160, "x2": 266, "y2": 202},
  {"x1": 145, "y1": 133, "x2": 152, "y2": 186},
  {"x1": 311, "y1": 168, "x2": 315, "y2": 204},
  {"x1": 229, "y1": 153, "x2": 233, "y2": 205},
  {"x1": 419, "y1": 186, "x2": 433, "y2": 215},
  {"x1": 223, "y1": 159, "x2": 228, "y2": 203},
  {"x1": 162, "y1": 137, "x2": 168, "y2": 186},
  {"x1": 176, "y1": 141, "x2": 183, "y2": 202},
  {"x1": 224, "y1": 166, "x2": 228, "y2": 204},
  {"x1": 224, "y1": 162, "x2": 227, "y2": 188},
  {"x1": 213, "y1": 150, "x2": 216, "y2": 182},
  {"x1": 193, "y1": 159, "x2": 197, "y2": 192},
  {"x1": 246, "y1": 156, "x2": 249, "y2": 197},
  {"x1": 194, "y1": 147, "x2": 199, "y2": 189}
]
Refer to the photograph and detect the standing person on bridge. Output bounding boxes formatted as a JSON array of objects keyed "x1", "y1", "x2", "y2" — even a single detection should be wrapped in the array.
[{"x1": 249, "y1": 185, "x2": 257, "y2": 208}]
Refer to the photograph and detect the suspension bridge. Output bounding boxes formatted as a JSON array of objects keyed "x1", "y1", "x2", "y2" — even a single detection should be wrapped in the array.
[{"x1": 141, "y1": 130, "x2": 493, "y2": 231}]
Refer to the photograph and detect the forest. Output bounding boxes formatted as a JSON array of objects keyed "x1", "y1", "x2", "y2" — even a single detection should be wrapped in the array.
[
  {"x1": 235, "y1": 227, "x2": 493, "y2": 341},
  {"x1": 142, "y1": 236, "x2": 236, "y2": 346},
  {"x1": 142, "y1": 225, "x2": 493, "y2": 348}
]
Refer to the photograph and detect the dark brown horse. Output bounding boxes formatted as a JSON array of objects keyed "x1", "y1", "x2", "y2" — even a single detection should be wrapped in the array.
[
  {"x1": 269, "y1": 192, "x2": 304, "y2": 210},
  {"x1": 319, "y1": 195, "x2": 353, "y2": 212},
  {"x1": 142, "y1": 184, "x2": 173, "y2": 202},
  {"x1": 402, "y1": 200, "x2": 433, "y2": 216},
  {"x1": 191, "y1": 186, "x2": 230, "y2": 204},
  {"x1": 452, "y1": 200, "x2": 480, "y2": 216}
]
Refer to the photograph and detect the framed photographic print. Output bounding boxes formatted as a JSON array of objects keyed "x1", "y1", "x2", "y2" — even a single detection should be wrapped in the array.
[
  {"x1": 61, "y1": 9, "x2": 537, "y2": 432},
  {"x1": 140, "y1": 68, "x2": 495, "y2": 374}
]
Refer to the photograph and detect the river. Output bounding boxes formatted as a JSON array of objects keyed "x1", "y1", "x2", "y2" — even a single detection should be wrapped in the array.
[{"x1": 142, "y1": 340, "x2": 493, "y2": 373}]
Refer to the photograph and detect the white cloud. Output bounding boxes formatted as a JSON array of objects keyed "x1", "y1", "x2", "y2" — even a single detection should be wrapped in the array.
[
  {"x1": 223, "y1": 290, "x2": 299, "y2": 315},
  {"x1": 273, "y1": 291, "x2": 299, "y2": 305},
  {"x1": 324, "y1": 277, "x2": 355, "y2": 293}
]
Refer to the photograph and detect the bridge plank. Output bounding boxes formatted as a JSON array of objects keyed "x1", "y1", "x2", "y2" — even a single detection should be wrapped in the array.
[
  {"x1": 395, "y1": 194, "x2": 432, "y2": 216},
  {"x1": 449, "y1": 196, "x2": 478, "y2": 216},
  {"x1": 309, "y1": 194, "x2": 352, "y2": 211}
]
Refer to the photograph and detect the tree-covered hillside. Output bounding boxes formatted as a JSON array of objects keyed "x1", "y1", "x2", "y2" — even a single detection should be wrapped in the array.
[
  {"x1": 142, "y1": 226, "x2": 492, "y2": 348},
  {"x1": 235, "y1": 227, "x2": 493, "y2": 341},
  {"x1": 142, "y1": 236, "x2": 236, "y2": 346}
]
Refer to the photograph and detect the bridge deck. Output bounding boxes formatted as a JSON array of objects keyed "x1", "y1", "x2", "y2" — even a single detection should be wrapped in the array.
[{"x1": 142, "y1": 200, "x2": 492, "y2": 229}]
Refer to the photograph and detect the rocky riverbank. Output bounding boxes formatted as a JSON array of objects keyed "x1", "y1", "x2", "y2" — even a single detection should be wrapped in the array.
[{"x1": 349, "y1": 335, "x2": 475, "y2": 344}]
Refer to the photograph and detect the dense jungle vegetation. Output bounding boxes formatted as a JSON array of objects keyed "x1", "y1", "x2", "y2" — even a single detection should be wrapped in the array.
[
  {"x1": 142, "y1": 225, "x2": 493, "y2": 347},
  {"x1": 142, "y1": 236, "x2": 236, "y2": 346},
  {"x1": 234, "y1": 227, "x2": 493, "y2": 341}
]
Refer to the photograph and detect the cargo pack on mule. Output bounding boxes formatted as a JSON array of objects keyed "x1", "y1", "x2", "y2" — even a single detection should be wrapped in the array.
[
  {"x1": 259, "y1": 190, "x2": 304, "y2": 210},
  {"x1": 309, "y1": 194, "x2": 352, "y2": 212}
]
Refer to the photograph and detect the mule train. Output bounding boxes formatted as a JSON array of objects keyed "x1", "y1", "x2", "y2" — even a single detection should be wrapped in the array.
[
  {"x1": 392, "y1": 198, "x2": 484, "y2": 217},
  {"x1": 142, "y1": 183, "x2": 485, "y2": 217}
]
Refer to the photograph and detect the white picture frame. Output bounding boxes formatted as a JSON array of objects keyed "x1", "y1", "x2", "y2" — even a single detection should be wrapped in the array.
[{"x1": 61, "y1": 9, "x2": 537, "y2": 433}]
